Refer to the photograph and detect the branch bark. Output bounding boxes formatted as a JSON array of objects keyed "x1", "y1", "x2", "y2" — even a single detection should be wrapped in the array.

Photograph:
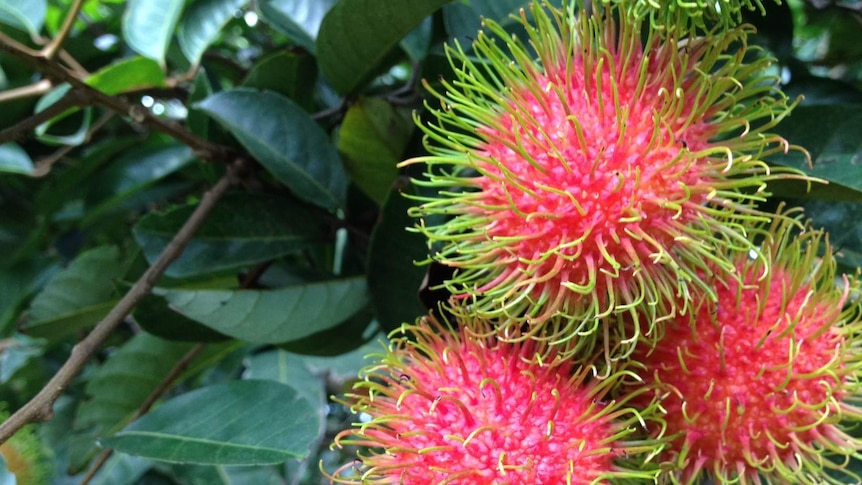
[
  {"x1": 0, "y1": 34, "x2": 236, "y2": 163},
  {"x1": 0, "y1": 163, "x2": 242, "y2": 445}
]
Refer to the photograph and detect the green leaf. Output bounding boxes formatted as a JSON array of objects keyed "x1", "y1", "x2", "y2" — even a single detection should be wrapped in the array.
[
  {"x1": 316, "y1": 0, "x2": 450, "y2": 94},
  {"x1": 339, "y1": 97, "x2": 413, "y2": 204},
  {"x1": 443, "y1": 0, "x2": 527, "y2": 41},
  {"x1": 256, "y1": 0, "x2": 337, "y2": 53},
  {"x1": 85, "y1": 57, "x2": 167, "y2": 95},
  {"x1": 86, "y1": 454, "x2": 152, "y2": 485},
  {"x1": 0, "y1": 258, "x2": 56, "y2": 334},
  {"x1": 178, "y1": 0, "x2": 250, "y2": 65},
  {"x1": 368, "y1": 184, "x2": 428, "y2": 330},
  {"x1": 168, "y1": 464, "x2": 285, "y2": 485},
  {"x1": 156, "y1": 276, "x2": 368, "y2": 343},
  {"x1": 122, "y1": 0, "x2": 186, "y2": 64},
  {"x1": 103, "y1": 380, "x2": 321, "y2": 465},
  {"x1": 243, "y1": 350, "x2": 325, "y2": 413},
  {"x1": 0, "y1": 334, "x2": 44, "y2": 384},
  {"x1": 768, "y1": 105, "x2": 862, "y2": 200},
  {"x1": 278, "y1": 307, "x2": 377, "y2": 356},
  {"x1": 242, "y1": 51, "x2": 317, "y2": 110},
  {"x1": 0, "y1": 143, "x2": 34, "y2": 175},
  {"x1": 196, "y1": 88, "x2": 347, "y2": 211},
  {"x1": 84, "y1": 143, "x2": 195, "y2": 223},
  {"x1": 22, "y1": 246, "x2": 127, "y2": 340},
  {"x1": 76, "y1": 333, "x2": 197, "y2": 436},
  {"x1": 187, "y1": 70, "x2": 213, "y2": 140},
  {"x1": 134, "y1": 192, "x2": 324, "y2": 278},
  {"x1": 0, "y1": 0, "x2": 46, "y2": 36},
  {"x1": 134, "y1": 295, "x2": 229, "y2": 342}
]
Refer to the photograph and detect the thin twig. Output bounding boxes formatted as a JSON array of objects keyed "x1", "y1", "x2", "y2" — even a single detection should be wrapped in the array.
[
  {"x1": 0, "y1": 164, "x2": 243, "y2": 445},
  {"x1": 0, "y1": 79, "x2": 53, "y2": 103},
  {"x1": 77, "y1": 343, "x2": 207, "y2": 485},
  {"x1": 0, "y1": 92, "x2": 82, "y2": 144},
  {"x1": 0, "y1": 36, "x2": 234, "y2": 163},
  {"x1": 42, "y1": 0, "x2": 86, "y2": 60}
]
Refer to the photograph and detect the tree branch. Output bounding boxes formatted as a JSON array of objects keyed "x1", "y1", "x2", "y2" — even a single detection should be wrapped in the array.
[
  {"x1": 0, "y1": 164, "x2": 243, "y2": 445},
  {"x1": 0, "y1": 79, "x2": 53, "y2": 103},
  {"x1": 0, "y1": 35, "x2": 236, "y2": 163},
  {"x1": 42, "y1": 0, "x2": 86, "y2": 60}
]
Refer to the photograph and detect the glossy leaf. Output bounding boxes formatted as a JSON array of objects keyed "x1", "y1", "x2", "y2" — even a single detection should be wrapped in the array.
[
  {"x1": 316, "y1": 0, "x2": 450, "y2": 94},
  {"x1": 75, "y1": 333, "x2": 197, "y2": 436},
  {"x1": 157, "y1": 276, "x2": 368, "y2": 343},
  {"x1": 0, "y1": 334, "x2": 44, "y2": 384},
  {"x1": 769, "y1": 105, "x2": 862, "y2": 200},
  {"x1": 86, "y1": 455, "x2": 152, "y2": 485},
  {"x1": 0, "y1": 0, "x2": 46, "y2": 36},
  {"x1": 339, "y1": 97, "x2": 413, "y2": 204},
  {"x1": 168, "y1": 464, "x2": 284, "y2": 485},
  {"x1": 443, "y1": 0, "x2": 529, "y2": 41},
  {"x1": 368, "y1": 185, "x2": 428, "y2": 330},
  {"x1": 84, "y1": 143, "x2": 196, "y2": 222},
  {"x1": 123, "y1": 0, "x2": 186, "y2": 63},
  {"x1": 187, "y1": 70, "x2": 213, "y2": 140},
  {"x1": 103, "y1": 380, "x2": 320, "y2": 465},
  {"x1": 22, "y1": 246, "x2": 127, "y2": 340},
  {"x1": 134, "y1": 295, "x2": 229, "y2": 342},
  {"x1": 0, "y1": 143, "x2": 34, "y2": 175},
  {"x1": 134, "y1": 192, "x2": 324, "y2": 277},
  {"x1": 243, "y1": 350, "x2": 325, "y2": 413},
  {"x1": 85, "y1": 57, "x2": 167, "y2": 95},
  {"x1": 179, "y1": 0, "x2": 249, "y2": 64},
  {"x1": 242, "y1": 51, "x2": 317, "y2": 110},
  {"x1": 256, "y1": 0, "x2": 337, "y2": 53},
  {"x1": 196, "y1": 89, "x2": 347, "y2": 211}
]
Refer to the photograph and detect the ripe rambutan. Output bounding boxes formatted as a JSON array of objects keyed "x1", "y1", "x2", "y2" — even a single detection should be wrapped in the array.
[
  {"x1": 629, "y1": 213, "x2": 862, "y2": 484},
  {"x1": 327, "y1": 315, "x2": 664, "y2": 484},
  {"x1": 404, "y1": 1, "x2": 805, "y2": 356}
]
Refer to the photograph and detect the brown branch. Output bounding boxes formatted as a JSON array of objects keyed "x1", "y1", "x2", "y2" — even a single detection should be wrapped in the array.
[
  {"x1": 42, "y1": 0, "x2": 85, "y2": 60},
  {"x1": 0, "y1": 164, "x2": 242, "y2": 446},
  {"x1": 0, "y1": 79, "x2": 53, "y2": 103},
  {"x1": 0, "y1": 35, "x2": 235, "y2": 163},
  {"x1": 0, "y1": 91, "x2": 83, "y2": 145},
  {"x1": 77, "y1": 343, "x2": 207, "y2": 485}
]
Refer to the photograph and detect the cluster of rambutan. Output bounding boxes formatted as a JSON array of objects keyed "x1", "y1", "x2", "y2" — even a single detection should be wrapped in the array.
[{"x1": 328, "y1": 1, "x2": 862, "y2": 484}]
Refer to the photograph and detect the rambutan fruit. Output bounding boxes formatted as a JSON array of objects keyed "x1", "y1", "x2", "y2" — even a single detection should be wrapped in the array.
[
  {"x1": 404, "y1": 1, "x2": 806, "y2": 357},
  {"x1": 327, "y1": 315, "x2": 665, "y2": 484},
  {"x1": 629, "y1": 212, "x2": 862, "y2": 484},
  {"x1": 602, "y1": 0, "x2": 778, "y2": 32}
]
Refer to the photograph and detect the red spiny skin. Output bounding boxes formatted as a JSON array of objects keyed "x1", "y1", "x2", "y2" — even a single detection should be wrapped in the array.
[
  {"x1": 634, "y1": 264, "x2": 848, "y2": 482},
  {"x1": 330, "y1": 323, "x2": 628, "y2": 484},
  {"x1": 472, "y1": 57, "x2": 718, "y2": 304}
]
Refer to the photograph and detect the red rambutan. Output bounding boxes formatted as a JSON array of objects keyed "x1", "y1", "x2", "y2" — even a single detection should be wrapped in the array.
[
  {"x1": 327, "y1": 315, "x2": 664, "y2": 484},
  {"x1": 630, "y1": 213, "x2": 862, "y2": 484},
  {"x1": 403, "y1": 1, "x2": 806, "y2": 357}
]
